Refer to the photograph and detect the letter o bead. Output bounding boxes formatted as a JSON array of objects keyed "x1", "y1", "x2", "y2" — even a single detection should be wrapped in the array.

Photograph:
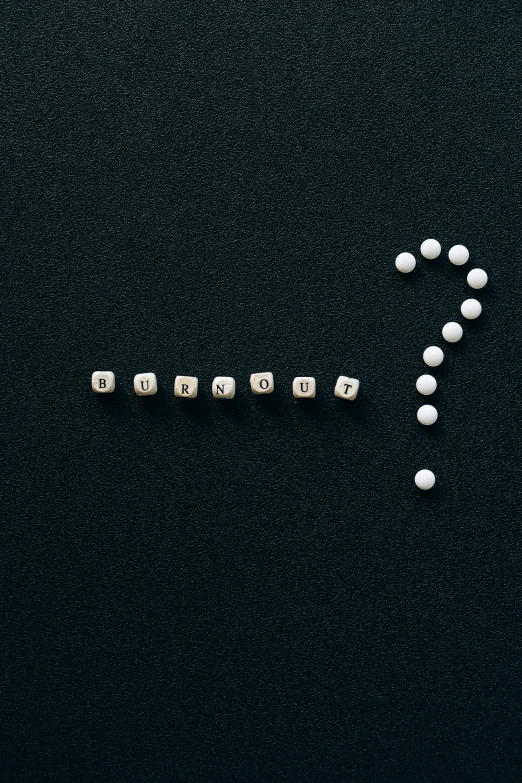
[
  {"x1": 92, "y1": 371, "x2": 115, "y2": 393},
  {"x1": 293, "y1": 377, "x2": 316, "y2": 399},
  {"x1": 334, "y1": 376, "x2": 360, "y2": 400},
  {"x1": 174, "y1": 375, "x2": 198, "y2": 398},
  {"x1": 212, "y1": 377, "x2": 236, "y2": 399},
  {"x1": 134, "y1": 373, "x2": 157, "y2": 396},
  {"x1": 250, "y1": 372, "x2": 274, "y2": 395}
]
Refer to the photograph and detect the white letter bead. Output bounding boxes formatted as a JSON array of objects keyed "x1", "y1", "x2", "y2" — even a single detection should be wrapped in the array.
[
  {"x1": 395, "y1": 252, "x2": 416, "y2": 273},
  {"x1": 92, "y1": 371, "x2": 115, "y2": 393},
  {"x1": 174, "y1": 375, "x2": 198, "y2": 398},
  {"x1": 461, "y1": 298, "x2": 482, "y2": 319},
  {"x1": 134, "y1": 373, "x2": 157, "y2": 396},
  {"x1": 467, "y1": 268, "x2": 488, "y2": 289},
  {"x1": 442, "y1": 322, "x2": 463, "y2": 343},
  {"x1": 293, "y1": 377, "x2": 316, "y2": 398},
  {"x1": 334, "y1": 376, "x2": 360, "y2": 400},
  {"x1": 420, "y1": 238, "x2": 441, "y2": 259},
  {"x1": 417, "y1": 404, "x2": 438, "y2": 425},
  {"x1": 448, "y1": 244, "x2": 469, "y2": 265},
  {"x1": 212, "y1": 376, "x2": 236, "y2": 399},
  {"x1": 415, "y1": 469, "x2": 436, "y2": 490},
  {"x1": 423, "y1": 346, "x2": 444, "y2": 367},
  {"x1": 250, "y1": 372, "x2": 274, "y2": 394},
  {"x1": 416, "y1": 374, "x2": 437, "y2": 395}
]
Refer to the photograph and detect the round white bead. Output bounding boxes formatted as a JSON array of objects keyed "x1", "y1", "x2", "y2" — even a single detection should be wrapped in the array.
[
  {"x1": 448, "y1": 244, "x2": 469, "y2": 265},
  {"x1": 395, "y1": 252, "x2": 416, "y2": 273},
  {"x1": 423, "y1": 346, "x2": 444, "y2": 367},
  {"x1": 461, "y1": 298, "x2": 482, "y2": 319},
  {"x1": 467, "y1": 268, "x2": 488, "y2": 289},
  {"x1": 415, "y1": 469, "x2": 436, "y2": 490},
  {"x1": 442, "y1": 321, "x2": 463, "y2": 343},
  {"x1": 420, "y1": 238, "x2": 441, "y2": 259},
  {"x1": 417, "y1": 404, "x2": 438, "y2": 425},
  {"x1": 416, "y1": 374, "x2": 437, "y2": 395}
]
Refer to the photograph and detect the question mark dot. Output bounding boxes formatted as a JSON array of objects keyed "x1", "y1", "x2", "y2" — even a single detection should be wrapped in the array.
[
  {"x1": 420, "y1": 239, "x2": 441, "y2": 259},
  {"x1": 448, "y1": 245, "x2": 469, "y2": 265},
  {"x1": 442, "y1": 322, "x2": 463, "y2": 343},
  {"x1": 395, "y1": 252, "x2": 416, "y2": 273},
  {"x1": 467, "y1": 269, "x2": 488, "y2": 289},
  {"x1": 423, "y1": 346, "x2": 444, "y2": 367},
  {"x1": 417, "y1": 405, "x2": 438, "y2": 425},
  {"x1": 461, "y1": 299, "x2": 482, "y2": 319},
  {"x1": 415, "y1": 470, "x2": 436, "y2": 490}
]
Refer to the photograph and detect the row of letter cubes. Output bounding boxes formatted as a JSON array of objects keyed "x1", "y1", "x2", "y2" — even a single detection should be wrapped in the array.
[{"x1": 92, "y1": 372, "x2": 360, "y2": 400}]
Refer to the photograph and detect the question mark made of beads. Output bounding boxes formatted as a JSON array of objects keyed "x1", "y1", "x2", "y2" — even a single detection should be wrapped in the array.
[{"x1": 395, "y1": 239, "x2": 488, "y2": 490}]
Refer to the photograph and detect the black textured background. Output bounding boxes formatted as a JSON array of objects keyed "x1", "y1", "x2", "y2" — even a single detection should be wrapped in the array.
[{"x1": 3, "y1": 2, "x2": 522, "y2": 781}]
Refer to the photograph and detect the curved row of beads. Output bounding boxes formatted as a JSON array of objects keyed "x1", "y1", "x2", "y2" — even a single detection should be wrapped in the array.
[
  {"x1": 92, "y1": 372, "x2": 360, "y2": 400},
  {"x1": 396, "y1": 239, "x2": 489, "y2": 490}
]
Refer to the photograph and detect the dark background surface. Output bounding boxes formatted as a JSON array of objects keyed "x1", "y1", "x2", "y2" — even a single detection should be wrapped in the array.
[{"x1": 3, "y1": 2, "x2": 522, "y2": 781}]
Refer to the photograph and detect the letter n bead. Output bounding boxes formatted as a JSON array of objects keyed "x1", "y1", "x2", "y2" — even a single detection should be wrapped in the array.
[
  {"x1": 250, "y1": 372, "x2": 274, "y2": 395},
  {"x1": 293, "y1": 377, "x2": 316, "y2": 399},
  {"x1": 134, "y1": 373, "x2": 158, "y2": 396},
  {"x1": 174, "y1": 375, "x2": 198, "y2": 398},
  {"x1": 334, "y1": 376, "x2": 360, "y2": 400},
  {"x1": 212, "y1": 377, "x2": 236, "y2": 399},
  {"x1": 92, "y1": 371, "x2": 115, "y2": 393}
]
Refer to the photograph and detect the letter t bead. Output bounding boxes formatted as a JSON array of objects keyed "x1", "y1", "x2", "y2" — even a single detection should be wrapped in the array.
[{"x1": 334, "y1": 376, "x2": 360, "y2": 400}]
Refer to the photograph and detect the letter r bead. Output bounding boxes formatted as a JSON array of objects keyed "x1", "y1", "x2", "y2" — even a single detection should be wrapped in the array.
[
  {"x1": 334, "y1": 376, "x2": 360, "y2": 400},
  {"x1": 174, "y1": 376, "x2": 198, "y2": 398},
  {"x1": 92, "y1": 371, "x2": 115, "y2": 393}
]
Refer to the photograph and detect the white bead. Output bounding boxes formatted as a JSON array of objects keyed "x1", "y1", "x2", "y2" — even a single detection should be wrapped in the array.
[
  {"x1": 467, "y1": 268, "x2": 488, "y2": 289},
  {"x1": 250, "y1": 372, "x2": 274, "y2": 394},
  {"x1": 174, "y1": 375, "x2": 198, "y2": 398},
  {"x1": 442, "y1": 321, "x2": 463, "y2": 343},
  {"x1": 448, "y1": 244, "x2": 469, "y2": 265},
  {"x1": 293, "y1": 377, "x2": 316, "y2": 398},
  {"x1": 417, "y1": 404, "x2": 438, "y2": 425},
  {"x1": 415, "y1": 469, "x2": 436, "y2": 490},
  {"x1": 461, "y1": 298, "x2": 482, "y2": 319},
  {"x1": 92, "y1": 371, "x2": 115, "y2": 393},
  {"x1": 334, "y1": 376, "x2": 360, "y2": 400},
  {"x1": 134, "y1": 372, "x2": 157, "y2": 396},
  {"x1": 423, "y1": 346, "x2": 444, "y2": 367},
  {"x1": 420, "y1": 238, "x2": 441, "y2": 259},
  {"x1": 212, "y1": 376, "x2": 236, "y2": 399},
  {"x1": 395, "y1": 252, "x2": 416, "y2": 273},
  {"x1": 416, "y1": 374, "x2": 437, "y2": 395}
]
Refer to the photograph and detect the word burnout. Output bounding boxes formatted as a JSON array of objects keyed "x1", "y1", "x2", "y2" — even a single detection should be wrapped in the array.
[{"x1": 92, "y1": 372, "x2": 360, "y2": 400}]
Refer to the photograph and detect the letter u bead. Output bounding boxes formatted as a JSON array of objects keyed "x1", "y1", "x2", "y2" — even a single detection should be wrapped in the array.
[
  {"x1": 293, "y1": 377, "x2": 316, "y2": 399},
  {"x1": 134, "y1": 373, "x2": 158, "y2": 396}
]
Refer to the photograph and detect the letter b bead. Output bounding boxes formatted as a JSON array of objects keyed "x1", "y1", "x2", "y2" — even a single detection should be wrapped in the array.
[
  {"x1": 134, "y1": 373, "x2": 158, "y2": 396},
  {"x1": 293, "y1": 377, "x2": 316, "y2": 399},
  {"x1": 92, "y1": 371, "x2": 115, "y2": 393}
]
